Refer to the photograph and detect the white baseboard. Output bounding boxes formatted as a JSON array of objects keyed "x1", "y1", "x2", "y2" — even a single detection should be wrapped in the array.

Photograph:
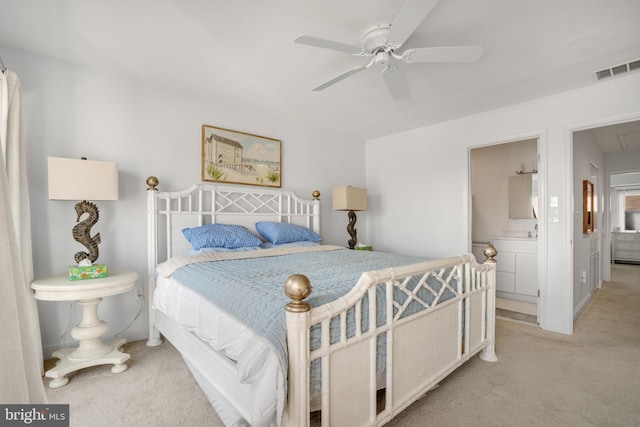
[{"x1": 573, "y1": 293, "x2": 592, "y2": 321}]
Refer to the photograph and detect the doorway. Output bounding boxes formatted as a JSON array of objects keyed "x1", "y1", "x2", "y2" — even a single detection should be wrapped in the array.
[
  {"x1": 470, "y1": 137, "x2": 540, "y2": 323},
  {"x1": 610, "y1": 174, "x2": 640, "y2": 233},
  {"x1": 572, "y1": 119, "x2": 640, "y2": 288}
]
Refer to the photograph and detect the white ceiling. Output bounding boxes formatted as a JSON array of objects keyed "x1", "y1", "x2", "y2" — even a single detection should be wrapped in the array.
[
  {"x1": 1, "y1": 0, "x2": 640, "y2": 144},
  {"x1": 580, "y1": 120, "x2": 640, "y2": 154}
]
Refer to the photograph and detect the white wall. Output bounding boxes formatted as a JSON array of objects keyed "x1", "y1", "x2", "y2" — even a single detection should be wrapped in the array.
[
  {"x1": 3, "y1": 45, "x2": 366, "y2": 358},
  {"x1": 572, "y1": 130, "x2": 605, "y2": 316},
  {"x1": 366, "y1": 72, "x2": 640, "y2": 335},
  {"x1": 607, "y1": 151, "x2": 640, "y2": 174},
  {"x1": 610, "y1": 171, "x2": 640, "y2": 186},
  {"x1": 471, "y1": 139, "x2": 538, "y2": 243}
]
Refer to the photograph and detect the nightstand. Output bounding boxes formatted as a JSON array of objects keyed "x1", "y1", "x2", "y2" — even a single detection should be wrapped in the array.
[{"x1": 31, "y1": 270, "x2": 138, "y2": 388}]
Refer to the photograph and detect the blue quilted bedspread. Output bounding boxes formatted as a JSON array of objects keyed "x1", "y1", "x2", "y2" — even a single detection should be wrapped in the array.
[{"x1": 170, "y1": 247, "x2": 439, "y2": 378}]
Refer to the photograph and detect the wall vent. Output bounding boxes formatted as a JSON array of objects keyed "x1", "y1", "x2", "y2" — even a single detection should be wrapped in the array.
[{"x1": 593, "y1": 59, "x2": 640, "y2": 81}]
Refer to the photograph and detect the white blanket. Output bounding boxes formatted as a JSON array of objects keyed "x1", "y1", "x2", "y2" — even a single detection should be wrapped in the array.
[{"x1": 154, "y1": 275, "x2": 283, "y2": 427}]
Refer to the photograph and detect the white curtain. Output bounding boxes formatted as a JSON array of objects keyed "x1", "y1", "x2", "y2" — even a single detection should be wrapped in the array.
[{"x1": 0, "y1": 68, "x2": 46, "y2": 403}]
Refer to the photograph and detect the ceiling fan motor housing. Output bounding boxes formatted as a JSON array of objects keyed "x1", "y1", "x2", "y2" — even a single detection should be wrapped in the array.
[{"x1": 362, "y1": 25, "x2": 392, "y2": 53}]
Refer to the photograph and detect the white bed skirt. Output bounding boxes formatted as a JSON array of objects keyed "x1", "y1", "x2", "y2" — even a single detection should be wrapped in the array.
[{"x1": 153, "y1": 276, "x2": 284, "y2": 427}]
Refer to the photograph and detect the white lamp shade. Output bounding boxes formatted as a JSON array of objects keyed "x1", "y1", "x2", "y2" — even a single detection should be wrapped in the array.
[
  {"x1": 48, "y1": 157, "x2": 119, "y2": 201},
  {"x1": 333, "y1": 186, "x2": 367, "y2": 211}
]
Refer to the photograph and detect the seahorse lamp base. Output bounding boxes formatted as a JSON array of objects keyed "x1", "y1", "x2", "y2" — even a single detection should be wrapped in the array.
[
  {"x1": 69, "y1": 199, "x2": 108, "y2": 280},
  {"x1": 72, "y1": 200, "x2": 103, "y2": 266},
  {"x1": 346, "y1": 209, "x2": 358, "y2": 250}
]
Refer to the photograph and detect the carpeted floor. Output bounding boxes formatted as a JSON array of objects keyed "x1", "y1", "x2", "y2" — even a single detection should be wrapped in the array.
[
  {"x1": 495, "y1": 308, "x2": 537, "y2": 325},
  {"x1": 45, "y1": 264, "x2": 640, "y2": 426}
]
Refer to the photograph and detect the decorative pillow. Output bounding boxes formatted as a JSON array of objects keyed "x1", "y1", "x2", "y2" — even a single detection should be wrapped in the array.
[
  {"x1": 255, "y1": 221, "x2": 322, "y2": 245},
  {"x1": 262, "y1": 241, "x2": 320, "y2": 249},
  {"x1": 187, "y1": 246, "x2": 262, "y2": 255},
  {"x1": 182, "y1": 224, "x2": 263, "y2": 250}
]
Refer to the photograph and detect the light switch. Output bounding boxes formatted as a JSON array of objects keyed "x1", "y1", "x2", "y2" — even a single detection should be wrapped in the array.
[
  {"x1": 550, "y1": 209, "x2": 560, "y2": 222},
  {"x1": 550, "y1": 196, "x2": 559, "y2": 208}
]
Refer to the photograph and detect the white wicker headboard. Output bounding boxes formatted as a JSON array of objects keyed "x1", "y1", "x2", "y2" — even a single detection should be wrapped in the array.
[
  {"x1": 146, "y1": 176, "x2": 321, "y2": 265},
  {"x1": 145, "y1": 176, "x2": 320, "y2": 346}
]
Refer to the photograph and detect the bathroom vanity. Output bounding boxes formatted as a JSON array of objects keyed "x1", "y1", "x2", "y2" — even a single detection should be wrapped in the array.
[{"x1": 492, "y1": 237, "x2": 538, "y2": 303}]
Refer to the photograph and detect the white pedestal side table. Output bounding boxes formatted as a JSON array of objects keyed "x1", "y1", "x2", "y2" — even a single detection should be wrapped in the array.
[{"x1": 31, "y1": 270, "x2": 138, "y2": 388}]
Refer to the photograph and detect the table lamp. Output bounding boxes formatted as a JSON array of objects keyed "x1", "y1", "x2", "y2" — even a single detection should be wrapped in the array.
[
  {"x1": 333, "y1": 186, "x2": 367, "y2": 249},
  {"x1": 48, "y1": 157, "x2": 118, "y2": 280}
]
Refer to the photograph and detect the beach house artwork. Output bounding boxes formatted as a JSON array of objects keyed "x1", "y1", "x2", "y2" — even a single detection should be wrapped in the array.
[{"x1": 202, "y1": 124, "x2": 281, "y2": 188}]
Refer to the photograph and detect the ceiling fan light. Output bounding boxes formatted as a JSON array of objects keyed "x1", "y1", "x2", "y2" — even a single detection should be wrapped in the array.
[{"x1": 375, "y1": 51, "x2": 390, "y2": 66}]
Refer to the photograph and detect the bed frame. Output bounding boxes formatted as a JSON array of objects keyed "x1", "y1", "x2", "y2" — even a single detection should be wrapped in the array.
[{"x1": 145, "y1": 176, "x2": 498, "y2": 426}]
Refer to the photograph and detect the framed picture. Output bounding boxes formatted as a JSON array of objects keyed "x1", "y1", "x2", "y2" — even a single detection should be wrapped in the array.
[
  {"x1": 201, "y1": 125, "x2": 281, "y2": 188},
  {"x1": 583, "y1": 179, "x2": 594, "y2": 234}
]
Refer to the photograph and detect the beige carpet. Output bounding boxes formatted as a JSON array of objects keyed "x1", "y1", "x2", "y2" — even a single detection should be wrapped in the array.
[
  {"x1": 45, "y1": 264, "x2": 640, "y2": 426},
  {"x1": 495, "y1": 308, "x2": 537, "y2": 325}
]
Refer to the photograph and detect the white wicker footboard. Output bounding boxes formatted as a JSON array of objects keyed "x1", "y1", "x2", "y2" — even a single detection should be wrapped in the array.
[
  {"x1": 145, "y1": 177, "x2": 498, "y2": 426},
  {"x1": 283, "y1": 252, "x2": 498, "y2": 427}
]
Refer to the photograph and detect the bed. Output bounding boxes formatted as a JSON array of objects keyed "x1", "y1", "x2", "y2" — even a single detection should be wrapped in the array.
[{"x1": 145, "y1": 176, "x2": 498, "y2": 427}]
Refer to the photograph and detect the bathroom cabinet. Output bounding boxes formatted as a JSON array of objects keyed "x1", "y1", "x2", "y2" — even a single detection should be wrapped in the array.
[{"x1": 493, "y1": 238, "x2": 538, "y2": 303}]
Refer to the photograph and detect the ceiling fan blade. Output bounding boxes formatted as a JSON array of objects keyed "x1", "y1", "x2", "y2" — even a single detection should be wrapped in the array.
[
  {"x1": 295, "y1": 35, "x2": 365, "y2": 56},
  {"x1": 403, "y1": 46, "x2": 484, "y2": 63},
  {"x1": 312, "y1": 65, "x2": 368, "y2": 91},
  {"x1": 382, "y1": 66, "x2": 409, "y2": 100},
  {"x1": 387, "y1": 0, "x2": 440, "y2": 49}
]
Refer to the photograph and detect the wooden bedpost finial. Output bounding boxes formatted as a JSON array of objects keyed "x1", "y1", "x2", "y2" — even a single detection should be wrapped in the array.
[
  {"x1": 146, "y1": 176, "x2": 159, "y2": 191},
  {"x1": 483, "y1": 243, "x2": 498, "y2": 263},
  {"x1": 284, "y1": 274, "x2": 312, "y2": 313},
  {"x1": 312, "y1": 190, "x2": 320, "y2": 200}
]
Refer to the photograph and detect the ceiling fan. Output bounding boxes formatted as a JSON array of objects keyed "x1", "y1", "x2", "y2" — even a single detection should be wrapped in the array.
[{"x1": 294, "y1": 0, "x2": 483, "y2": 100}]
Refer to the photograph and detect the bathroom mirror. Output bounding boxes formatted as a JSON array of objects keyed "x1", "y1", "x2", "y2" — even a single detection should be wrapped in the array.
[
  {"x1": 508, "y1": 174, "x2": 538, "y2": 219},
  {"x1": 583, "y1": 180, "x2": 594, "y2": 234}
]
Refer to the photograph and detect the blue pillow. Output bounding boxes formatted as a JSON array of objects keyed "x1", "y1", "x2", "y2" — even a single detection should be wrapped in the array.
[
  {"x1": 182, "y1": 224, "x2": 263, "y2": 250},
  {"x1": 262, "y1": 241, "x2": 320, "y2": 249},
  {"x1": 187, "y1": 246, "x2": 262, "y2": 255},
  {"x1": 255, "y1": 221, "x2": 322, "y2": 245}
]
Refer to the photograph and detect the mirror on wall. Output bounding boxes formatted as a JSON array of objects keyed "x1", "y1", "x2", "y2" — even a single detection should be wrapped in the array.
[
  {"x1": 509, "y1": 174, "x2": 538, "y2": 219},
  {"x1": 583, "y1": 179, "x2": 594, "y2": 234}
]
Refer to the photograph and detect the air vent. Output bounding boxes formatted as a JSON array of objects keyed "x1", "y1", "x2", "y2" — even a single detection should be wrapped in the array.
[
  {"x1": 617, "y1": 131, "x2": 640, "y2": 152},
  {"x1": 593, "y1": 59, "x2": 640, "y2": 81}
]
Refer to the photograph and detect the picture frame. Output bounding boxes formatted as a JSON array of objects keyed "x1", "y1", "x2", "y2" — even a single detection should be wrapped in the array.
[
  {"x1": 583, "y1": 179, "x2": 594, "y2": 234},
  {"x1": 202, "y1": 124, "x2": 281, "y2": 188}
]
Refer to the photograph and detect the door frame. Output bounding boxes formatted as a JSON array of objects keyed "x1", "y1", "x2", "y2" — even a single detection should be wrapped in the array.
[
  {"x1": 568, "y1": 112, "x2": 640, "y2": 283},
  {"x1": 468, "y1": 129, "x2": 547, "y2": 324}
]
